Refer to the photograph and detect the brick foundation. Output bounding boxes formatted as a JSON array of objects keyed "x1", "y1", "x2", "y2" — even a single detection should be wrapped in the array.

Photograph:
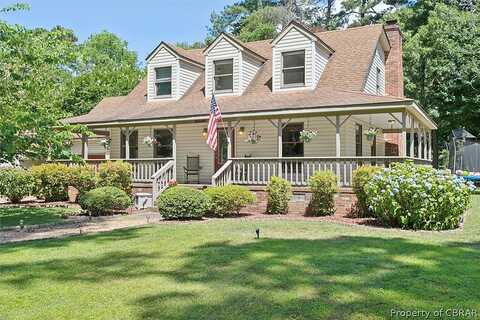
[{"x1": 241, "y1": 188, "x2": 357, "y2": 216}]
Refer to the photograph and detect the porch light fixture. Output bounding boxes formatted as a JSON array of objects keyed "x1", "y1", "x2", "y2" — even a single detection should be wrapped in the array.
[
  {"x1": 202, "y1": 128, "x2": 208, "y2": 137},
  {"x1": 239, "y1": 127, "x2": 245, "y2": 135},
  {"x1": 388, "y1": 119, "x2": 396, "y2": 128}
]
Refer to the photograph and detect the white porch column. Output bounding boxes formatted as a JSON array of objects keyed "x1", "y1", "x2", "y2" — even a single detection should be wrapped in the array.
[
  {"x1": 124, "y1": 127, "x2": 131, "y2": 160},
  {"x1": 409, "y1": 116, "x2": 415, "y2": 157},
  {"x1": 277, "y1": 119, "x2": 283, "y2": 178},
  {"x1": 81, "y1": 134, "x2": 89, "y2": 160},
  {"x1": 418, "y1": 126, "x2": 423, "y2": 159},
  {"x1": 400, "y1": 111, "x2": 407, "y2": 157},
  {"x1": 227, "y1": 121, "x2": 233, "y2": 159},
  {"x1": 428, "y1": 130, "x2": 432, "y2": 161},
  {"x1": 423, "y1": 128, "x2": 428, "y2": 160},
  {"x1": 172, "y1": 124, "x2": 177, "y2": 178},
  {"x1": 335, "y1": 115, "x2": 341, "y2": 185}
]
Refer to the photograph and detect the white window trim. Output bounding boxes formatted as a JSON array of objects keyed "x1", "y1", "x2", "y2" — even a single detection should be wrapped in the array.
[
  {"x1": 155, "y1": 66, "x2": 172, "y2": 98},
  {"x1": 281, "y1": 50, "x2": 306, "y2": 89},
  {"x1": 213, "y1": 59, "x2": 234, "y2": 93}
]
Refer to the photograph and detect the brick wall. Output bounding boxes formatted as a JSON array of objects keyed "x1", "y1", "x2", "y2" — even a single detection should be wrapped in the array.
[{"x1": 384, "y1": 20, "x2": 404, "y2": 97}]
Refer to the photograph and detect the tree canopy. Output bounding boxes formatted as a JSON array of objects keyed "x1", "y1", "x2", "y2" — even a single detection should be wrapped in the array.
[{"x1": 0, "y1": 6, "x2": 143, "y2": 162}]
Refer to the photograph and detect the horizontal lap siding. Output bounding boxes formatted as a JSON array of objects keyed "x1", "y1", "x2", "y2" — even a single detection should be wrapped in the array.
[
  {"x1": 71, "y1": 139, "x2": 105, "y2": 156},
  {"x1": 364, "y1": 44, "x2": 385, "y2": 95},
  {"x1": 175, "y1": 123, "x2": 213, "y2": 184},
  {"x1": 273, "y1": 27, "x2": 314, "y2": 91},
  {"x1": 235, "y1": 120, "x2": 277, "y2": 157},
  {"x1": 205, "y1": 38, "x2": 240, "y2": 96},
  {"x1": 179, "y1": 61, "x2": 202, "y2": 97},
  {"x1": 314, "y1": 44, "x2": 329, "y2": 87},
  {"x1": 147, "y1": 48, "x2": 178, "y2": 100},
  {"x1": 241, "y1": 54, "x2": 262, "y2": 93}
]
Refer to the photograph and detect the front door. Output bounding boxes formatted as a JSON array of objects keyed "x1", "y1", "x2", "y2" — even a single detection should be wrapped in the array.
[{"x1": 215, "y1": 130, "x2": 234, "y2": 171}]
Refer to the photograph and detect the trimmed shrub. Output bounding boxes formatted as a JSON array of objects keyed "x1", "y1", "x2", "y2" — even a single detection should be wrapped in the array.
[
  {"x1": 79, "y1": 186, "x2": 132, "y2": 216},
  {"x1": 69, "y1": 165, "x2": 97, "y2": 194},
  {"x1": 365, "y1": 161, "x2": 473, "y2": 230},
  {"x1": 352, "y1": 166, "x2": 382, "y2": 217},
  {"x1": 307, "y1": 171, "x2": 338, "y2": 216},
  {"x1": 0, "y1": 168, "x2": 34, "y2": 203},
  {"x1": 31, "y1": 163, "x2": 71, "y2": 202},
  {"x1": 97, "y1": 161, "x2": 132, "y2": 194},
  {"x1": 204, "y1": 185, "x2": 256, "y2": 217},
  {"x1": 157, "y1": 186, "x2": 210, "y2": 219},
  {"x1": 266, "y1": 176, "x2": 292, "y2": 215}
]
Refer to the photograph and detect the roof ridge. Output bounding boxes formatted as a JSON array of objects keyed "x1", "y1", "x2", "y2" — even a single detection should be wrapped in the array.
[{"x1": 315, "y1": 24, "x2": 383, "y2": 35}]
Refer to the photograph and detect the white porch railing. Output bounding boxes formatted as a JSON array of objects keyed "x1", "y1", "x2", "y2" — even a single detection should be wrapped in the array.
[
  {"x1": 55, "y1": 158, "x2": 173, "y2": 183},
  {"x1": 213, "y1": 157, "x2": 431, "y2": 187},
  {"x1": 151, "y1": 160, "x2": 175, "y2": 201},
  {"x1": 212, "y1": 160, "x2": 233, "y2": 186}
]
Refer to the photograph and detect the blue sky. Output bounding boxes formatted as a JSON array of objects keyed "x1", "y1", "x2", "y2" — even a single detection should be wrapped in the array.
[{"x1": 0, "y1": 0, "x2": 236, "y2": 61}]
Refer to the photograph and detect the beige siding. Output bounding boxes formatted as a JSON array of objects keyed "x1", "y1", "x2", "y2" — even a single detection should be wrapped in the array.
[
  {"x1": 147, "y1": 48, "x2": 178, "y2": 101},
  {"x1": 179, "y1": 61, "x2": 202, "y2": 97},
  {"x1": 240, "y1": 53, "x2": 262, "y2": 93},
  {"x1": 235, "y1": 120, "x2": 277, "y2": 157},
  {"x1": 110, "y1": 128, "x2": 121, "y2": 159},
  {"x1": 364, "y1": 44, "x2": 386, "y2": 95},
  {"x1": 175, "y1": 122, "x2": 214, "y2": 184},
  {"x1": 205, "y1": 38, "x2": 241, "y2": 97},
  {"x1": 71, "y1": 138, "x2": 105, "y2": 156},
  {"x1": 313, "y1": 44, "x2": 329, "y2": 87},
  {"x1": 272, "y1": 27, "x2": 314, "y2": 92}
]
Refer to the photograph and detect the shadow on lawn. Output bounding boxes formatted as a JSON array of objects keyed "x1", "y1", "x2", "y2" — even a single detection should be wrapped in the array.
[
  {"x1": 135, "y1": 237, "x2": 480, "y2": 320},
  {"x1": 1, "y1": 231, "x2": 479, "y2": 319}
]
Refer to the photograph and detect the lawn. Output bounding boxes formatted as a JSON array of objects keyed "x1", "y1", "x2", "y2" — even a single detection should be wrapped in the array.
[
  {"x1": 0, "y1": 207, "x2": 76, "y2": 229},
  {"x1": 0, "y1": 196, "x2": 479, "y2": 320}
]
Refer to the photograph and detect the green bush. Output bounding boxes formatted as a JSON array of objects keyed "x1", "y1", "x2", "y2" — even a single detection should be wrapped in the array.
[
  {"x1": 79, "y1": 186, "x2": 132, "y2": 216},
  {"x1": 0, "y1": 168, "x2": 34, "y2": 203},
  {"x1": 69, "y1": 165, "x2": 97, "y2": 194},
  {"x1": 266, "y1": 176, "x2": 292, "y2": 214},
  {"x1": 365, "y1": 161, "x2": 473, "y2": 230},
  {"x1": 352, "y1": 166, "x2": 382, "y2": 217},
  {"x1": 31, "y1": 163, "x2": 72, "y2": 202},
  {"x1": 97, "y1": 161, "x2": 132, "y2": 194},
  {"x1": 307, "y1": 171, "x2": 338, "y2": 216},
  {"x1": 204, "y1": 185, "x2": 256, "y2": 217},
  {"x1": 157, "y1": 186, "x2": 210, "y2": 219}
]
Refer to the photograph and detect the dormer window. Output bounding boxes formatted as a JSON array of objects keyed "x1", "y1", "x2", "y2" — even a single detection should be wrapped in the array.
[
  {"x1": 155, "y1": 67, "x2": 172, "y2": 97},
  {"x1": 214, "y1": 59, "x2": 233, "y2": 93},
  {"x1": 282, "y1": 50, "x2": 305, "y2": 87}
]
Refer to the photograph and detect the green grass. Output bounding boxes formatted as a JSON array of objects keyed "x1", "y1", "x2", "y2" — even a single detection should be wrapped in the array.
[
  {"x1": 0, "y1": 207, "x2": 75, "y2": 229},
  {"x1": 0, "y1": 196, "x2": 479, "y2": 320}
]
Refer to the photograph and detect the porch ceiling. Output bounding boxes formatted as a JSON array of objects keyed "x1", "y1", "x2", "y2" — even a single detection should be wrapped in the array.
[{"x1": 82, "y1": 101, "x2": 436, "y2": 131}]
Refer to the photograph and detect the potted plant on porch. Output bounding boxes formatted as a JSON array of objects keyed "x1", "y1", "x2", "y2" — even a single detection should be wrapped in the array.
[
  {"x1": 299, "y1": 129, "x2": 318, "y2": 143},
  {"x1": 364, "y1": 127, "x2": 380, "y2": 142}
]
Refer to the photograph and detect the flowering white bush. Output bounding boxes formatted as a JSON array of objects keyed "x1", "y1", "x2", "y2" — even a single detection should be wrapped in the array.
[{"x1": 365, "y1": 161, "x2": 474, "y2": 230}]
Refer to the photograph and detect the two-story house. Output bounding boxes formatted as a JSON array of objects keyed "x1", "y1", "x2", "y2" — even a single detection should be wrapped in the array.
[{"x1": 64, "y1": 20, "x2": 436, "y2": 200}]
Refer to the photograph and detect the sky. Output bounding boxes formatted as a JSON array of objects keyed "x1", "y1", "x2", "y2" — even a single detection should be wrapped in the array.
[{"x1": 0, "y1": 0, "x2": 236, "y2": 61}]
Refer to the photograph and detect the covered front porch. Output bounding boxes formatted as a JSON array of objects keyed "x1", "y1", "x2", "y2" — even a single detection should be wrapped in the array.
[{"x1": 73, "y1": 102, "x2": 436, "y2": 197}]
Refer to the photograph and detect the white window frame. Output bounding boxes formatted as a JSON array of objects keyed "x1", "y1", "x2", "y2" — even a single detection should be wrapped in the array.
[
  {"x1": 281, "y1": 50, "x2": 306, "y2": 88},
  {"x1": 213, "y1": 59, "x2": 234, "y2": 93},
  {"x1": 155, "y1": 66, "x2": 172, "y2": 98}
]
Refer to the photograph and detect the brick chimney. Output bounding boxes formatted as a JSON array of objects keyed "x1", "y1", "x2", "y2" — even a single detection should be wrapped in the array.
[{"x1": 384, "y1": 20, "x2": 404, "y2": 97}]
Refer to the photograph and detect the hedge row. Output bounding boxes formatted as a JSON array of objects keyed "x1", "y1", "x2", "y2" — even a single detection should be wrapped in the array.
[
  {"x1": 157, "y1": 185, "x2": 256, "y2": 219},
  {"x1": 0, "y1": 161, "x2": 132, "y2": 203}
]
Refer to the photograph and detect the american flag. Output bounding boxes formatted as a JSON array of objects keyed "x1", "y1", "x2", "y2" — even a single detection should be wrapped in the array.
[{"x1": 207, "y1": 95, "x2": 222, "y2": 151}]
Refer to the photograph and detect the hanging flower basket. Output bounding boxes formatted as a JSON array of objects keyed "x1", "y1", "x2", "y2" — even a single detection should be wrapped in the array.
[
  {"x1": 143, "y1": 136, "x2": 155, "y2": 147},
  {"x1": 100, "y1": 138, "x2": 111, "y2": 150},
  {"x1": 299, "y1": 129, "x2": 318, "y2": 143},
  {"x1": 245, "y1": 129, "x2": 262, "y2": 144},
  {"x1": 364, "y1": 127, "x2": 379, "y2": 142}
]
